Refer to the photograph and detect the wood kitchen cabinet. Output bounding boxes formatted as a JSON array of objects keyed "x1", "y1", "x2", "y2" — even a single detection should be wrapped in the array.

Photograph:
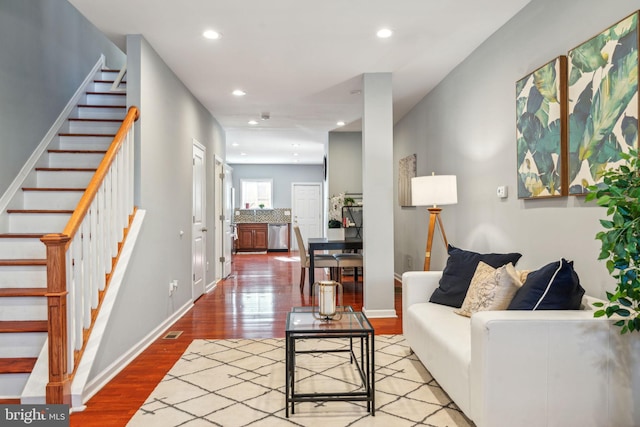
[{"x1": 236, "y1": 223, "x2": 268, "y2": 251}]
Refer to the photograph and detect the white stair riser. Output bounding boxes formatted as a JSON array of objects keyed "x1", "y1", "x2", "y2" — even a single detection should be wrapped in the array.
[
  {"x1": 36, "y1": 170, "x2": 94, "y2": 188},
  {"x1": 0, "y1": 332, "x2": 46, "y2": 358},
  {"x1": 0, "y1": 373, "x2": 29, "y2": 399},
  {"x1": 0, "y1": 266, "x2": 46, "y2": 287},
  {"x1": 48, "y1": 152, "x2": 104, "y2": 169},
  {"x1": 0, "y1": 239, "x2": 45, "y2": 259},
  {"x1": 0, "y1": 297, "x2": 46, "y2": 321},
  {"x1": 86, "y1": 93, "x2": 126, "y2": 106},
  {"x1": 58, "y1": 135, "x2": 112, "y2": 151},
  {"x1": 23, "y1": 191, "x2": 83, "y2": 210},
  {"x1": 9, "y1": 213, "x2": 70, "y2": 233},
  {"x1": 93, "y1": 82, "x2": 126, "y2": 92},
  {"x1": 68, "y1": 120, "x2": 121, "y2": 134},
  {"x1": 77, "y1": 106, "x2": 126, "y2": 120}
]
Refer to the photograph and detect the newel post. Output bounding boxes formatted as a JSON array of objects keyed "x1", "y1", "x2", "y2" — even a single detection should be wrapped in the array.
[{"x1": 41, "y1": 233, "x2": 71, "y2": 404}]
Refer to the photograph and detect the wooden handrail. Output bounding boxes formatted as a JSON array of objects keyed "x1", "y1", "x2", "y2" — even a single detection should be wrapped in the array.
[
  {"x1": 62, "y1": 106, "x2": 139, "y2": 242},
  {"x1": 41, "y1": 105, "x2": 139, "y2": 404}
]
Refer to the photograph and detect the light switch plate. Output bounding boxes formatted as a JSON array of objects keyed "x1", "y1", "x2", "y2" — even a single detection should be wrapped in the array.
[{"x1": 497, "y1": 185, "x2": 508, "y2": 198}]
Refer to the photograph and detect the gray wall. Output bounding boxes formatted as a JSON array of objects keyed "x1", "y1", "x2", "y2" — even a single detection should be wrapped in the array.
[
  {"x1": 0, "y1": 0, "x2": 125, "y2": 196},
  {"x1": 394, "y1": 0, "x2": 640, "y2": 299},
  {"x1": 230, "y1": 164, "x2": 323, "y2": 208},
  {"x1": 328, "y1": 131, "x2": 362, "y2": 197},
  {"x1": 89, "y1": 35, "x2": 226, "y2": 378}
]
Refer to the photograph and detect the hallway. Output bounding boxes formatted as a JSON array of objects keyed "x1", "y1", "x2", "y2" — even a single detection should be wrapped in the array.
[{"x1": 70, "y1": 251, "x2": 403, "y2": 426}]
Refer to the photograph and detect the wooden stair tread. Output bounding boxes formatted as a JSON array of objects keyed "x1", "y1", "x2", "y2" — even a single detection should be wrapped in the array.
[
  {"x1": 48, "y1": 149, "x2": 107, "y2": 154},
  {"x1": 68, "y1": 118, "x2": 122, "y2": 123},
  {"x1": 22, "y1": 187, "x2": 85, "y2": 192},
  {"x1": 0, "y1": 320, "x2": 47, "y2": 333},
  {"x1": 58, "y1": 133, "x2": 116, "y2": 137},
  {"x1": 36, "y1": 167, "x2": 97, "y2": 172},
  {"x1": 0, "y1": 233, "x2": 46, "y2": 238},
  {"x1": 0, "y1": 259, "x2": 46, "y2": 266},
  {"x1": 0, "y1": 288, "x2": 46, "y2": 297},
  {"x1": 0, "y1": 357, "x2": 38, "y2": 373},
  {"x1": 77, "y1": 104, "x2": 125, "y2": 109},
  {"x1": 86, "y1": 91, "x2": 126, "y2": 95},
  {"x1": 7, "y1": 209, "x2": 73, "y2": 214}
]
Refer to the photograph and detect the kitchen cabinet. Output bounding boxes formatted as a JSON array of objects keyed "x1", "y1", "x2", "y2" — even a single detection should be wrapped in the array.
[{"x1": 236, "y1": 223, "x2": 268, "y2": 252}]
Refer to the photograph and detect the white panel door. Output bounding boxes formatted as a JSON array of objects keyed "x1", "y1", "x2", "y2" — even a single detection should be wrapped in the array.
[
  {"x1": 223, "y1": 164, "x2": 233, "y2": 277},
  {"x1": 291, "y1": 183, "x2": 322, "y2": 251},
  {"x1": 214, "y1": 157, "x2": 224, "y2": 283},
  {"x1": 192, "y1": 141, "x2": 206, "y2": 300}
]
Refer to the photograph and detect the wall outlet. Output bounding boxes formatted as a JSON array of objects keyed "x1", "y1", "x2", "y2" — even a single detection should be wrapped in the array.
[
  {"x1": 169, "y1": 280, "x2": 178, "y2": 296},
  {"x1": 497, "y1": 185, "x2": 508, "y2": 199},
  {"x1": 284, "y1": 210, "x2": 291, "y2": 216}
]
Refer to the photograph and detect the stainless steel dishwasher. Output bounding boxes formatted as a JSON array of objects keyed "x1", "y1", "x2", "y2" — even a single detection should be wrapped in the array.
[{"x1": 268, "y1": 223, "x2": 289, "y2": 251}]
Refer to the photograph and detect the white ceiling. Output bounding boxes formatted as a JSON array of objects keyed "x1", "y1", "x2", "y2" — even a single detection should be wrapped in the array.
[{"x1": 68, "y1": 0, "x2": 531, "y2": 165}]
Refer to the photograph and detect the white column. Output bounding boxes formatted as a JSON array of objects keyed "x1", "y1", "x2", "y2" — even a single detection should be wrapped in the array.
[{"x1": 362, "y1": 73, "x2": 396, "y2": 318}]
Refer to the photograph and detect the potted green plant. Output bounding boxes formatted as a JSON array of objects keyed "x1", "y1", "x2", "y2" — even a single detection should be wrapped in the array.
[
  {"x1": 344, "y1": 196, "x2": 355, "y2": 206},
  {"x1": 586, "y1": 149, "x2": 640, "y2": 334}
]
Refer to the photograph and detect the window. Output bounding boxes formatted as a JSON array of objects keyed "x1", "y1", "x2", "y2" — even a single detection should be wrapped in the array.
[{"x1": 241, "y1": 179, "x2": 273, "y2": 209}]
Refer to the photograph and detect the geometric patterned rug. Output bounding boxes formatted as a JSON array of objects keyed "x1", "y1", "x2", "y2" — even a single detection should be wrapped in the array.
[{"x1": 126, "y1": 335, "x2": 475, "y2": 427}]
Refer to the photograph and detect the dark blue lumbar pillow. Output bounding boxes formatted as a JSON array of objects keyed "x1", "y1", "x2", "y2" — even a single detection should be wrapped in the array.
[
  {"x1": 507, "y1": 258, "x2": 585, "y2": 310},
  {"x1": 429, "y1": 245, "x2": 523, "y2": 308}
]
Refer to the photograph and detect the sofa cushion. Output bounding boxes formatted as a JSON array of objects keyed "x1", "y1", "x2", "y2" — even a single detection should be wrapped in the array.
[
  {"x1": 455, "y1": 262, "x2": 522, "y2": 317},
  {"x1": 430, "y1": 245, "x2": 523, "y2": 308},
  {"x1": 507, "y1": 259, "x2": 585, "y2": 310}
]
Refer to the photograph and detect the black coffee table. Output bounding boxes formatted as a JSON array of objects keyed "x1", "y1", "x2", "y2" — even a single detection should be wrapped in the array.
[{"x1": 284, "y1": 306, "x2": 375, "y2": 417}]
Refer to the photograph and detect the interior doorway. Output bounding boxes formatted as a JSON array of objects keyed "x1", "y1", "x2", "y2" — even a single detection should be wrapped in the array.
[
  {"x1": 192, "y1": 140, "x2": 206, "y2": 300},
  {"x1": 291, "y1": 182, "x2": 322, "y2": 250}
]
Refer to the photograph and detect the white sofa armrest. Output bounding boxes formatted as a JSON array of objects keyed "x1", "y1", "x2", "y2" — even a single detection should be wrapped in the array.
[
  {"x1": 402, "y1": 271, "x2": 442, "y2": 309},
  {"x1": 401, "y1": 271, "x2": 442, "y2": 332},
  {"x1": 470, "y1": 309, "x2": 639, "y2": 427}
]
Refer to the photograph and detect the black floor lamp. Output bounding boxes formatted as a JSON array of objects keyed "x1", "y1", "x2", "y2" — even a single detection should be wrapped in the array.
[{"x1": 411, "y1": 173, "x2": 457, "y2": 271}]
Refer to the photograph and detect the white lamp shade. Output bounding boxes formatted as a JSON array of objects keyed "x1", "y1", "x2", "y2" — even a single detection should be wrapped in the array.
[{"x1": 411, "y1": 175, "x2": 457, "y2": 206}]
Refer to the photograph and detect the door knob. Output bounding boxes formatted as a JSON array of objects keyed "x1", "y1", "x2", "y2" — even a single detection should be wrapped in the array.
[{"x1": 202, "y1": 227, "x2": 208, "y2": 232}]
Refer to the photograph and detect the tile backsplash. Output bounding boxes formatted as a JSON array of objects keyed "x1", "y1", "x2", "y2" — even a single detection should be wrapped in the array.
[{"x1": 234, "y1": 208, "x2": 292, "y2": 223}]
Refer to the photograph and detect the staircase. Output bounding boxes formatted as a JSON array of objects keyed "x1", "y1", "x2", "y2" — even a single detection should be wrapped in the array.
[{"x1": 0, "y1": 69, "x2": 127, "y2": 400}]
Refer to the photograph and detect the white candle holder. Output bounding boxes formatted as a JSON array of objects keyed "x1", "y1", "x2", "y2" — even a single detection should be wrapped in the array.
[{"x1": 312, "y1": 280, "x2": 344, "y2": 321}]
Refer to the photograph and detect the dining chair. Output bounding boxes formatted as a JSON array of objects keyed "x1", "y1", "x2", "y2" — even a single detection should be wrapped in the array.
[
  {"x1": 293, "y1": 225, "x2": 339, "y2": 292},
  {"x1": 333, "y1": 252, "x2": 363, "y2": 284}
]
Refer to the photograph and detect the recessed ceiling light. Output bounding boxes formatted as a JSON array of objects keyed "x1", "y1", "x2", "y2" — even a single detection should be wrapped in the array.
[
  {"x1": 376, "y1": 28, "x2": 393, "y2": 39},
  {"x1": 248, "y1": 120, "x2": 258, "y2": 125},
  {"x1": 203, "y1": 30, "x2": 221, "y2": 40},
  {"x1": 336, "y1": 121, "x2": 346, "y2": 127},
  {"x1": 293, "y1": 153, "x2": 299, "y2": 156},
  {"x1": 231, "y1": 142, "x2": 239, "y2": 147},
  {"x1": 240, "y1": 152, "x2": 247, "y2": 156},
  {"x1": 232, "y1": 89, "x2": 246, "y2": 97},
  {"x1": 293, "y1": 159, "x2": 299, "y2": 163}
]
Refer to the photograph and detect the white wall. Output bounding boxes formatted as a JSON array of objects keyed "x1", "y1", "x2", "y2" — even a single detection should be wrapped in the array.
[
  {"x1": 328, "y1": 131, "x2": 362, "y2": 197},
  {"x1": 394, "y1": 0, "x2": 640, "y2": 299},
  {"x1": 0, "y1": 0, "x2": 125, "y2": 196},
  {"x1": 88, "y1": 34, "x2": 226, "y2": 378},
  {"x1": 230, "y1": 164, "x2": 322, "y2": 208}
]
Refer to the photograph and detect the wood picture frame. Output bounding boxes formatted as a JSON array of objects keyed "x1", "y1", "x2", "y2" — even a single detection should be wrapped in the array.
[
  {"x1": 567, "y1": 11, "x2": 639, "y2": 195},
  {"x1": 516, "y1": 56, "x2": 568, "y2": 198}
]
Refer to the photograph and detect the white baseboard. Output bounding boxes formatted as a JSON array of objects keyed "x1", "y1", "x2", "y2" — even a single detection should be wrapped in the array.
[
  {"x1": 362, "y1": 308, "x2": 398, "y2": 318},
  {"x1": 0, "y1": 55, "x2": 106, "y2": 216},
  {"x1": 79, "y1": 298, "x2": 193, "y2": 410}
]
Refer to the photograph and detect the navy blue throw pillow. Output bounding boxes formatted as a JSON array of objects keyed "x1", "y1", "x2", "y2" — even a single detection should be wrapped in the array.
[
  {"x1": 429, "y1": 245, "x2": 523, "y2": 308},
  {"x1": 507, "y1": 259, "x2": 585, "y2": 310}
]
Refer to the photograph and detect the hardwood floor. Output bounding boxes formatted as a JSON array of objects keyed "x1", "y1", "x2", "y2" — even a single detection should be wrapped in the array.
[{"x1": 70, "y1": 251, "x2": 403, "y2": 426}]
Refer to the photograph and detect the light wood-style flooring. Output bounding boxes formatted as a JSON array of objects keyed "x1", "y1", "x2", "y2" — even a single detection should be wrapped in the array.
[{"x1": 70, "y1": 251, "x2": 403, "y2": 426}]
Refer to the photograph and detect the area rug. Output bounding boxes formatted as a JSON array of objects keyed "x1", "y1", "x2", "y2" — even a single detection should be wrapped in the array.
[{"x1": 127, "y1": 335, "x2": 474, "y2": 427}]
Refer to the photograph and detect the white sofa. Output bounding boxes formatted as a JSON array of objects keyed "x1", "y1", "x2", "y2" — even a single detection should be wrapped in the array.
[{"x1": 402, "y1": 271, "x2": 640, "y2": 427}]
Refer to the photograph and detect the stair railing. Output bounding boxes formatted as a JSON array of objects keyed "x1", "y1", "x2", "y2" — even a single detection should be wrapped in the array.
[{"x1": 41, "y1": 106, "x2": 139, "y2": 404}]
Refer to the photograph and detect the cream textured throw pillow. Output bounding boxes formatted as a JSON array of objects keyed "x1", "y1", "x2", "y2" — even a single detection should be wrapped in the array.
[{"x1": 455, "y1": 261, "x2": 522, "y2": 317}]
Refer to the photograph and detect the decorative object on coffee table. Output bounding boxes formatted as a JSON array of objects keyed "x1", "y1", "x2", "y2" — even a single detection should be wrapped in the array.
[{"x1": 313, "y1": 280, "x2": 343, "y2": 320}]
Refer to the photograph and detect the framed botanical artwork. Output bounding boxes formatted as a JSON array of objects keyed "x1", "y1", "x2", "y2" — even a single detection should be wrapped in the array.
[
  {"x1": 398, "y1": 154, "x2": 416, "y2": 206},
  {"x1": 567, "y1": 11, "x2": 639, "y2": 195},
  {"x1": 516, "y1": 56, "x2": 568, "y2": 198}
]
